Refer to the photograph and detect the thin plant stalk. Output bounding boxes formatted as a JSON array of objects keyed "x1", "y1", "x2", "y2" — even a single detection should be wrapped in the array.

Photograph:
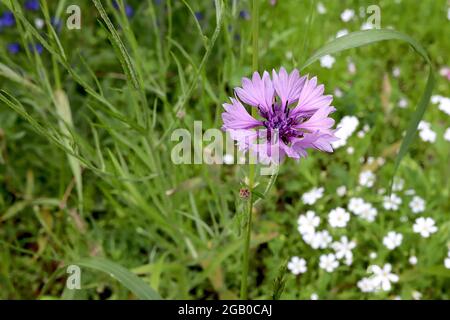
[{"x1": 240, "y1": 0, "x2": 259, "y2": 300}]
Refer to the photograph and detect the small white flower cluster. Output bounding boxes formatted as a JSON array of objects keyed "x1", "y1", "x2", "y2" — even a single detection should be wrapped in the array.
[
  {"x1": 336, "y1": 185, "x2": 347, "y2": 197},
  {"x1": 332, "y1": 116, "x2": 359, "y2": 148},
  {"x1": 392, "y1": 177, "x2": 404, "y2": 191},
  {"x1": 320, "y1": 54, "x2": 336, "y2": 69},
  {"x1": 340, "y1": 9, "x2": 355, "y2": 22},
  {"x1": 413, "y1": 217, "x2": 438, "y2": 238},
  {"x1": 409, "y1": 195, "x2": 425, "y2": 213},
  {"x1": 328, "y1": 207, "x2": 351, "y2": 228},
  {"x1": 317, "y1": 2, "x2": 326, "y2": 15},
  {"x1": 332, "y1": 236, "x2": 356, "y2": 266},
  {"x1": 292, "y1": 178, "x2": 441, "y2": 290},
  {"x1": 34, "y1": 18, "x2": 45, "y2": 29},
  {"x1": 392, "y1": 66, "x2": 401, "y2": 78},
  {"x1": 418, "y1": 120, "x2": 437, "y2": 143},
  {"x1": 359, "y1": 170, "x2": 376, "y2": 188},
  {"x1": 383, "y1": 231, "x2": 403, "y2": 250},
  {"x1": 301, "y1": 187, "x2": 324, "y2": 205},
  {"x1": 357, "y1": 264, "x2": 399, "y2": 293},
  {"x1": 347, "y1": 59, "x2": 356, "y2": 74},
  {"x1": 348, "y1": 197, "x2": 378, "y2": 222},
  {"x1": 397, "y1": 97, "x2": 408, "y2": 109},
  {"x1": 287, "y1": 256, "x2": 307, "y2": 275},
  {"x1": 319, "y1": 253, "x2": 339, "y2": 272},
  {"x1": 431, "y1": 95, "x2": 450, "y2": 116},
  {"x1": 297, "y1": 211, "x2": 332, "y2": 250},
  {"x1": 383, "y1": 193, "x2": 402, "y2": 211},
  {"x1": 295, "y1": 210, "x2": 357, "y2": 273},
  {"x1": 357, "y1": 124, "x2": 370, "y2": 138}
]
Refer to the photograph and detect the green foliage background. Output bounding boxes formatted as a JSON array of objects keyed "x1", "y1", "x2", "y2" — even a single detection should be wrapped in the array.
[{"x1": 0, "y1": 0, "x2": 449, "y2": 299}]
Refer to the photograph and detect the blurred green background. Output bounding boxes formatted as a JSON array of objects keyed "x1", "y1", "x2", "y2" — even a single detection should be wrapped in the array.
[{"x1": 0, "y1": 0, "x2": 449, "y2": 299}]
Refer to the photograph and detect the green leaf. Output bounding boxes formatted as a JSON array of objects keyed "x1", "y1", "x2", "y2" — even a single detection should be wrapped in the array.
[
  {"x1": 401, "y1": 266, "x2": 450, "y2": 282},
  {"x1": 54, "y1": 90, "x2": 83, "y2": 211},
  {"x1": 301, "y1": 29, "x2": 435, "y2": 181},
  {"x1": 72, "y1": 257, "x2": 162, "y2": 300},
  {"x1": 91, "y1": 0, "x2": 141, "y2": 91},
  {"x1": 252, "y1": 190, "x2": 266, "y2": 200}
]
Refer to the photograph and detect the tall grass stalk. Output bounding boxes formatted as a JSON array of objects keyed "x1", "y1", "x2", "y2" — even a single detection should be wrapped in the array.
[{"x1": 240, "y1": 0, "x2": 259, "y2": 301}]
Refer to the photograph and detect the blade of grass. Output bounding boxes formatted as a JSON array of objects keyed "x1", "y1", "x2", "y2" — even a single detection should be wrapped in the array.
[{"x1": 71, "y1": 257, "x2": 162, "y2": 300}]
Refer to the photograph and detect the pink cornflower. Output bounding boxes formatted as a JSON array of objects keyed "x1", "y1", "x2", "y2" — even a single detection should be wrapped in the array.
[{"x1": 221, "y1": 68, "x2": 338, "y2": 163}]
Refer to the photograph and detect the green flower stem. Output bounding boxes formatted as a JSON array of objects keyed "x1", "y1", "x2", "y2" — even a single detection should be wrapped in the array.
[{"x1": 240, "y1": 0, "x2": 259, "y2": 300}]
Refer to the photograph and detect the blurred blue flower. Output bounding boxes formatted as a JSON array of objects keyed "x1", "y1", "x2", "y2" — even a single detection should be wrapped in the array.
[
  {"x1": 239, "y1": 10, "x2": 250, "y2": 20},
  {"x1": 29, "y1": 43, "x2": 43, "y2": 55},
  {"x1": 112, "y1": 0, "x2": 134, "y2": 18},
  {"x1": 7, "y1": 43, "x2": 21, "y2": 54},
  {"x1": 25, "y1": 0, "x2": 40, "y2": 11},
  {"x1": 0, "y1": 11, "x2": 16, "y2": 27},
  {"x1": 194, "y1": 11, "x2": 204, "y2": 21},
  {"x1": 51, "y1": 17, "x2": 62, "y2": 33}
]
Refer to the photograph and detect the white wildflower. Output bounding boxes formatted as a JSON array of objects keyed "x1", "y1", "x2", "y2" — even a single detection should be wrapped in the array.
[
  {"x1": 383, "y1": 194, "x2": 402, "y2": 211},
  {"x1": 359, "y1": 170, "x2": 376, "y2": 188},
  {"x1": 359, "y1": 203, "x2": 378, "y2": 222},
  {"x1": 348, "y1": 197, "x2": 366, "y2": 215},
  {"x1": 392, "y1": 178, "x2": 404, "y2": 191},
  {"x1": 297, "y1": 210, "x2": 320, "y2": 235},
  {"x1": 310, "y1": 230, "x2": 332, "y2": 249},
  {"x1": 398, "y1": 98, "x2": 408, "y2": 108},
  {"x1": 332, "y1": 236, "x2": 356, "y2": 261},
  {"x1": 320, "y1": 54, "x2": 335, "y2": 69},
  {"x1": 409, "y1": 256, "x2": 418, "y2": 265},
  {"x1": 319, "y1": 253, "x2": 339, "y2": 272},
  {"x1": 287, "y1": 256, "x2": 307, "y2": 275},
  {"x1": 34, "y1": 18, "x2": 45, "y2": 29},
  {"x1": 336, "y1": 186, "x2": 347, "y2": 197},
  {"x1": 357, "y1": 277, "x2": 376, "y2": 293},
  {"x1": 328, "y1": 207, "x2": 351, "y2": 228},
  {"x1": 413, "y1": 217, "x2": 438, "y2": 238},
  {"x1": 392, "y1": 67, "x2": 401, "y2": 78},
  {"x1": 409, "y1": 196, "x2": 425, "y2": 213},
  {"x1": 340, "y1": 9, "x2": 355, "y2": 22},
  {"x1": 383, "y1": 231, "x2": 403, "y2": 250},
  {"x1": 302, "y1": 187, "x2": 324, "y2": 205},
  {"x1": 332, "y1": 116, "x2": 359, "y2": 148},
  {"x1": 317, "y1": 2, "x2": 326, "y2": 14},
  {"x1": 369, "y1": 264, "x2": 399, "y2": 292},
  {"x1": 412, "y1": 291, "x2": 422, "y2": 300}
]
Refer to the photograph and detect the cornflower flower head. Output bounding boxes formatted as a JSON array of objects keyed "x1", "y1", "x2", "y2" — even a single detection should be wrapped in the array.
[{"x1": 222, "y1": 68, "x2": 338, "y2": 164}]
